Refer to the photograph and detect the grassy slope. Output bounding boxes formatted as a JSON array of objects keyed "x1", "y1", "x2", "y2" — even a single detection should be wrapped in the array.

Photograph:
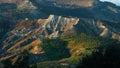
[{"x1": 31, "y1": 33, "x2": 111, "y2": 68}]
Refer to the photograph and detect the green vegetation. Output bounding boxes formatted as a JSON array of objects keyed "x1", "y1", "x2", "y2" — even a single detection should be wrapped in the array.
[
  {"x1": 4, "y1": 33, "x2": 120, "y2": 68},
  {"x1": 63, "y1": 33, "x2": 102, "y2": 56},
  {"x1": 77, "y1": 40, "x2": 120, "y2": 68},
  {"x1": 40, "y1": 39, "x2": 71, "y2": 60},
  {"x1": 31, "y1": 33, "x2": 105, "y2": 68},
  {"x1": 31, "y1": 33, "x2": 120, "y2": 68}
]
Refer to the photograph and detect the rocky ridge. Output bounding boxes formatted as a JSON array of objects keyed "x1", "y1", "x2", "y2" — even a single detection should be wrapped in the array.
[
  {"x1": 0, "y1": 0, "x2": 120, "y2": 65},
  {"x1": 0, "y1": 14, "x2": 120, "y2": 63}
]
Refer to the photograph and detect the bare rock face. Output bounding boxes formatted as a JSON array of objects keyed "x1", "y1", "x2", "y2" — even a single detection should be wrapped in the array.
[
  {"x1": 0, "y1": 0, "x2": 36, "y2": 11},
  {"x1": 0, "y1": 14, "x2": 120, "y2": 63},
  {"x1": 0, "y1": 0, "x2": 120, "y2": 65},
  {"x1": 0, "y1": 15, "x2": 79, "y2": 63}
]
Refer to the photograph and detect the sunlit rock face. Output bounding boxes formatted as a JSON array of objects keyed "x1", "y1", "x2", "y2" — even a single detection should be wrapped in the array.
[
  {"x1": 0, "y1": 14, "x2": 120, "y2": 63},
  {"x1": 0, "y1": 0, "x2": 120, "y2": 66},
  {"x1": 0, "y1": 15, "x2": 79, "y2": 62},
  {"x1": 1, "y1": 15, "x2": 79, "y2": 49},
  {"x1": 0, "y1": 0, "x2": 36, "y2": 11}
]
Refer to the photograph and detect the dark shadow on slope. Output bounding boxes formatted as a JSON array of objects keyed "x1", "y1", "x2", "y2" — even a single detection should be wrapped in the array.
[
  {"x1": 30, "y1": 0, "x2": 120, "y2": 22},
  {"x1": 3, "y1": 50, "x2": 29, "y2": 68},
  {"x1": 76, "y1": 39, "x2": 120, "y2": 68},
  {"x1": 30, "y1": 0, "x2": 95, "y2": 18},
  {"x1": 29, "y1": 53, "x2": 48, "y2": 64},
  {"x1": 0, "y1": 3, "x2": 17, "y2": 13}
]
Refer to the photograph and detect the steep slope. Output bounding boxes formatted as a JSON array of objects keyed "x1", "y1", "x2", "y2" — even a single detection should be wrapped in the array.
[
  {"x1": 0, "y1": 14, "x2": 120, "y2": 63},
  {"x1": 31, "y1": 0, "x2": 120, "y2": 22},
  {"x1": 0, "y1": 0, "x2": 48, "y2": 35},
  {"x1": 0, "y1": 0, "x2": 120, "y2": 67}
]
